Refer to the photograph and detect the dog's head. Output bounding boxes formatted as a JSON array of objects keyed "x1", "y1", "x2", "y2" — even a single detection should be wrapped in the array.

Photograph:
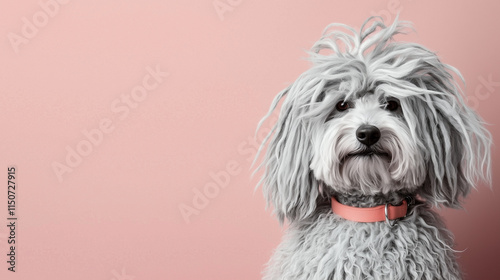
[{"x1": 256, "y1": 17, "x2": 491, "y2": 223}]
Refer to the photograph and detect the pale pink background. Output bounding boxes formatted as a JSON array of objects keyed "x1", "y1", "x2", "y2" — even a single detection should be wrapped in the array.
[{"x1": 0, "y1": 1, "x2": 499, "y2": 279}]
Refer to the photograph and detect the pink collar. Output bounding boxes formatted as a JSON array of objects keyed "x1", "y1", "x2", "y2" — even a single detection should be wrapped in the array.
[{"x1": 331, "y1": 196, "x2": 410, "y2": 226}]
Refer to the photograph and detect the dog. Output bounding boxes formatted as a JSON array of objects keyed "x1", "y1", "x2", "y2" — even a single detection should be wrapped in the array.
[{"x1": 254, "y1": 17, "x2": 491, "y2": 280}]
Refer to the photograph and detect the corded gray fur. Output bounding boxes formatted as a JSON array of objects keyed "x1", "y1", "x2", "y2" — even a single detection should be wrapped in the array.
[{"x1": 255, "y1": 16, "x2": 492, "y2": 280}]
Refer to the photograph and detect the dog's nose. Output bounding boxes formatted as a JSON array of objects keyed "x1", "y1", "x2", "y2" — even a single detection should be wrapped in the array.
[{"x1": 356, "y1": 125, "x2": 380, "y2": 146}]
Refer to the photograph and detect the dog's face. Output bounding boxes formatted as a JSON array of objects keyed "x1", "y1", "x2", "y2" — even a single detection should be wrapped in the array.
[
  {"x1": 257, "y1": 18, "x2": 491, "y2": 223},
  {"x1": 310, "y1": 88, "x2": 425, "y2": 196}
]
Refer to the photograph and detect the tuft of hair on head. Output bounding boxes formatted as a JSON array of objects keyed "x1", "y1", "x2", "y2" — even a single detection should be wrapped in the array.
[{"x1": 253, "y1": 16, "x2": 492, "y2": 223}]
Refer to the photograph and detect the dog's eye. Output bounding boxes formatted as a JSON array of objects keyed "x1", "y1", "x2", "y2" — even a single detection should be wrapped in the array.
[
  {"x1": 336, "y1": 101, "x2": 350, "y2": 111},
  {"x1": 384, "y1": 100, "x2": 399, "y2": 111}
]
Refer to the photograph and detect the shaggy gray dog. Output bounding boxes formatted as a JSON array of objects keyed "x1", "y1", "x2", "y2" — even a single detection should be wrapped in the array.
[{"x1": 255, "y1": 17, "x2": 491, "y2": 280}]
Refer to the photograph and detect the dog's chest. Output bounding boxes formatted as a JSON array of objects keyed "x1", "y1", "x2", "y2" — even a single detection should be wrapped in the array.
[{"x1": 267, "y1": 212, "x2": 461, "y2": 280}]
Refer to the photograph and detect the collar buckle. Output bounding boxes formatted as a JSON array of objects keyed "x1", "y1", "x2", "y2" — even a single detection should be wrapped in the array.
[
  {"x1": 384, "y1": 203, "x2": 398, "y2": 227},
  {"x1": 385, "y1": 196, "x2": 414, "y2": 227}
]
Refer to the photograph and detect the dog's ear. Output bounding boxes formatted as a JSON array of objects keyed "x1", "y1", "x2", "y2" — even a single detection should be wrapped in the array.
[
  {"x1": 408, "y1": 67, "x2": 492, "y2": 208},
  {"x1": 254, "y1": 86, "x2": 320, "y2": 224}
]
